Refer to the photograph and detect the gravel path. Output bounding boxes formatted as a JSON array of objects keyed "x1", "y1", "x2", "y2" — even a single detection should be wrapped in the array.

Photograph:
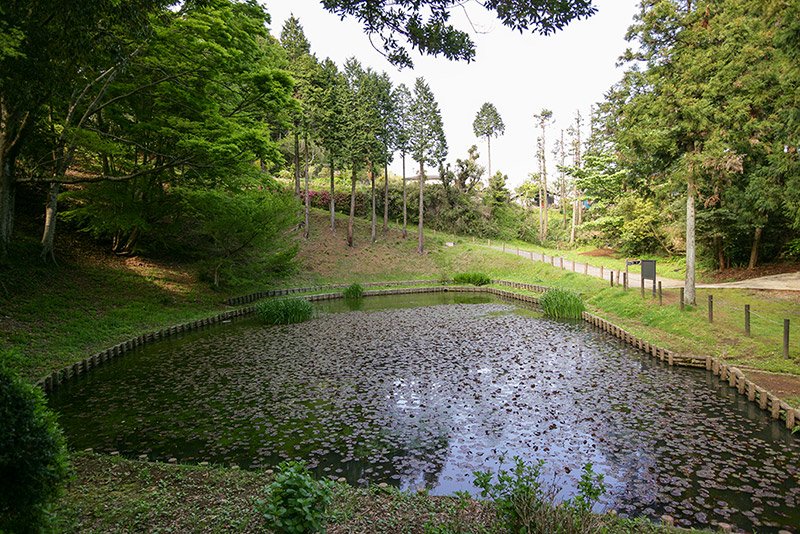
[{"x1": 484, "y1": 244, "x2": 800, "y2": 292}]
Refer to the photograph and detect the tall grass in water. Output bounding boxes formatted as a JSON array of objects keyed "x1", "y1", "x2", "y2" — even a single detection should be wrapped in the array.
[
  {"x1": 452, "y1": 272, "x2": 492, "y2": 286},
  {"x1": 539, "y1": 288, "x2": 585, "y2": 320},
  {"x1": 342, "y1": 283, "x2": 364, "y2": 300},
  {"x1": 255, "y1": 298, "x2": 313, "y2": 325}
]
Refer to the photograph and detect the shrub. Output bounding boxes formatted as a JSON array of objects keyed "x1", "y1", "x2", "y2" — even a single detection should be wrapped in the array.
[
  {"x1": 452, "y1": 272, "x2": 492, "y2": 286},
  {"x1": 0, "y1": 365, "x2": 70, "y2": 533},
  {"x1": 473, "y1": 457, "x2": 607, "y2": 534},
  {"x1": 256, "y1": 461, "x2": 333, "y2": 533},
  {"x1": 255, "y1": 298, "x2": 313, "y2": 325},
  {"x1": 343, "y1": 283, "x2": 364, "y2": 300},
  {"x1": 539, "y1": 288, "x2": 585, "y2": 320}
]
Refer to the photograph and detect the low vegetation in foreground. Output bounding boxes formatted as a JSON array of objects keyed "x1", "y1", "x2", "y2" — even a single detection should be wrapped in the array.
[{"x1": 50, "y1": 453, "x2": 705, "y2": 534}]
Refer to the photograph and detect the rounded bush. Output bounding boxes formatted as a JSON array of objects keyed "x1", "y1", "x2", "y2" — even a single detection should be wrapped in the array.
[{"x1": 0, "y1": 365, "x2": 70, "y2": 532}]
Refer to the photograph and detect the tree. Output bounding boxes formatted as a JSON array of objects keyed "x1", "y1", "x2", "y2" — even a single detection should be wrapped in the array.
[
  {"x1": 393, "y1": 83, "x2": 413, "y2": 238},
  {"x1": 472, "y1": 102, "x2": 505, "y2": 179},
  {"x1": 281, "y1": 16, "x2": 318, "y2": 238},
  {"x1": 313, "y1": 59, "x2": 347, "y2": 232},
  {"x1": 455, "y1": 145, "x2": 485, "y2": 193},
  {"x1": 408, "y1": 77, "x2": 447, "y2": 254},
  {"x1": 341, "y1": 59, "x2": 385, "y2": 247},
  {"x1": 47, "y1": 0, "x2": 294, "y2": 260},
  {"x1": 375, "y1": 72, "x2": 396, "y2": 237},
  {"x1": 0, "y1": 0, "x2": 167, "y2": 260},
  {"x1": 486, "y1": 171, "x2": 511, "y2": 208},
  {"x1": 320, "y1": 0, "x2": 597, "y2": 68},
  {"x1": 533, "y1": 109, "x2": 553, "y2": 241}
]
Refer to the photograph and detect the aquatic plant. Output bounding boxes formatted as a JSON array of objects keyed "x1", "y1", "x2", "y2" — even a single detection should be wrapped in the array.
[
  {"x1": 473, "y1": 457, "x2": 606, "y2": 534},
  {"x1": 255, "y1": 298, "x2": 313, "y2": 325},
  {"x1": 539, "y1": 288, "x2": 585, "y2": 320},
  {"x1": 343, "y1": 283, "x2": 364, "y2": 300},
  {"x1": 256, "y1": 460, "x2": 333, "y2": 533},
  {"x1": 0, "y1": 365, "x2": 70, "y2": 532},
  {"x1": 452, "y1": 272, "x2": 491, "y2": 286}
]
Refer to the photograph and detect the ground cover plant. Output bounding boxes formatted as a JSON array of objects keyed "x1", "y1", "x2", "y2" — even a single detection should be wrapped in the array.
[
  {"x1": 256, "y1": 460, "x2": 333, "y2": 533},
  {"x1": 255, "y1": 297, "x2": 314, "y2": 325}
]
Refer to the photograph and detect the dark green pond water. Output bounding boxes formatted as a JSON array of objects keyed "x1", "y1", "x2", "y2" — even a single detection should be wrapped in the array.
[{"x1": 48, "y1": 293, "x2": 800, "y2": 533}]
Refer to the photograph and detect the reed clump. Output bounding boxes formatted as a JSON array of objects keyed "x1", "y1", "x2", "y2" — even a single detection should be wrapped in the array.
[
  {"x1": 256, "y1": 298, "x2": 313, "y2": 325},
  {"x1": 539, "y1": 288, "x2": 585, "y2": 320}
]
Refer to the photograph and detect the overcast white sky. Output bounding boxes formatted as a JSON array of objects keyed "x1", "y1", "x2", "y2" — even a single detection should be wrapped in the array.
[{"x1": 263, "y1": 0, "x2": 640, "y2": 189}]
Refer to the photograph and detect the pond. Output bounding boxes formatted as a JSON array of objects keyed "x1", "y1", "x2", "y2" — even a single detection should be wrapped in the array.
[{"x1": 48, "y1": 293, "x2": 800, "y2": 532}]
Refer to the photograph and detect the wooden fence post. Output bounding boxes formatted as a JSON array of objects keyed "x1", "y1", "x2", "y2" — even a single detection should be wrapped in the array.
[
  {"x1": 745, "y1": 305, "x2": 750, "y2": 336},
  {"x1": 708, "y1": 295, "x2": 714, "y2": 323},
  {"x1": 658, "y1": 281, "x2": 662, "y2": 306},
  {"x1": 784, "y1": 319, "x2": 790, "y2": 358},
  {"x1": 640, "y1": 276, "x2": 645, "y2": 298},
  {"x1": 680, "y1": 288, "x2": 685, "y2": 311}
]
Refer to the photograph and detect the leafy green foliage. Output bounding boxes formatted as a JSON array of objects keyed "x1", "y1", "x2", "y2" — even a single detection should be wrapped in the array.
[
  {"x1": 320, "y1": 0, "x2": 596, "y2": 68},
  {"x1": 539, "y1": 288, "x2": 585, "y2": 320},
  {"x1": 473, "y1": 102, "x2": 505, "y2": 141},
  {"x1": 255, "y1": 298, "x2": 314, "y2": 325},
  {"x1": 473, "y1": 456, "x2": 606, "y2": 534},
  {"x1": 343, "y1": 283, "x2": 364, "y2": 300},
  {"x1": 0, "y1": 364, "x2": 70, "y2": 533},
  {"x1": 486, "y1": 171, "x2": 511, "y2": 207},
  {"x1": 452, "y1": 272, "x2": 491, "y2": 286},
  {"x1": 256, "y1": 460, "x2": 333, "y2": 533}
]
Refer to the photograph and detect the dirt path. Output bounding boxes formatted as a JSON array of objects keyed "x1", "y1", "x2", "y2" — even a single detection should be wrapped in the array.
[{"x1": 485, "y1": 244, "x2": 800, "y2": 292}]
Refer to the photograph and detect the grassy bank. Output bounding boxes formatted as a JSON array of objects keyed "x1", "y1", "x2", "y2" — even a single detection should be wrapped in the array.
[{"x1": 54, "y1": 453, "x2": 703, "y2": 534}]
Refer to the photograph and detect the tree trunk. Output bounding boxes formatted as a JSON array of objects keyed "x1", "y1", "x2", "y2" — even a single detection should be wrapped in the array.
[
  {"x1": 402, "y1": 154, "x2": 407, "y2": 239},
  {"x1": 0, "y1": 151, "x2": 15, "y2": 261},
  {"x1": 383, "y1": 162, "x2": 389, "y2": 234},
  {"x1": 715, "y1": 236, "x2": 725, "y2": 272},
  {"x1": 303, "y1": 133, "x2": 310, "y2": 239},
  {"x1": 748, "y1": 226, "x2": 762, "y2": 270},
  {"x1": 347, "y1": 167, "x2": 356, "y2": 247},
  {"x1": 487, "y1": 136, "x2": 492, "y2": 179},
  {"x1": 370, "y1": 163, "x2": 376, "y2": 243},
  {"x1": 293, "y1": 130, "x2": 301, "y2": 197},
  {"x1": 418, "y1": 162, "x2": 425, "y2": 254},
  {"x1": 570, "y1": 199, "x2": 578, "y2": 244},
  {"x1": 684, "y1": 180, "x2": 697, "y2": 306},
  {"x1": 40, "y1": 182, "x2": 60, "y2": 262},
  {"x1": 330, "y1": 158, "x2": 336, "y2": 232}
]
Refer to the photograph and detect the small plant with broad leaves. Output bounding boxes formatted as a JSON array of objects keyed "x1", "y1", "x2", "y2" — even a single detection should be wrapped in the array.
[
  {"x1": 342, "y1": 283, "x2": 364, "y2": 300},
  {"x1": 539, "y1": 288, "x2": 585, "y2": 320},
  {"x1": 452, "y1": 272, "x2": 491, "y2": 286},
  {"x1": 256, "y1": 461, "x2": 333, "y2": 533},
  {"x1": 473, "y1": 456, "x2": 607, "y2": 534},
  {"x1": 256, "y1": 298, "x2": 313, "y2": 325}
]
